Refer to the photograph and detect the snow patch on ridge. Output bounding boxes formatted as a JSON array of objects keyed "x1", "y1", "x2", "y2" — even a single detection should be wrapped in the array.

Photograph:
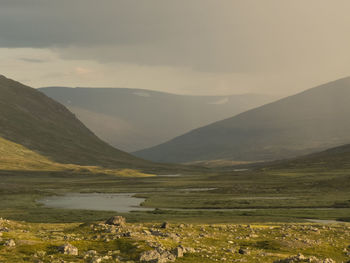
[{"x1": 209, "y1": 97, "x2": 229, "y2": 105}]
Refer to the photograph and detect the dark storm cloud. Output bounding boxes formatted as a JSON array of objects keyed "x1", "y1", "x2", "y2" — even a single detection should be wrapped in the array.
[
  {"x1": 1, "y1": 0, "x2": 350, "y2": 76},
  {"x1": 0, "y1": 0, "x2": 194, "y2": 47}
]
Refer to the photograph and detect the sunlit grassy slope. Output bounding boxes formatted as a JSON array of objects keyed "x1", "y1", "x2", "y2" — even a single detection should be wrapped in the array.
[{"x1": 0, "y1": 136, "x2": 154, "y2": 177}]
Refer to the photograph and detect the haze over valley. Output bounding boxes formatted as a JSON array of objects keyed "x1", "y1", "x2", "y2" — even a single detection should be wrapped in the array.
[
  {"x1": 40, "y1": 87, "x2": 275, "y2": 152},
  {"x1": 1, "y1": 1, "x2": 350, "y2": 262},
  {"x1": 135, "y1": 77, "x2": 350, "y2": 163}
]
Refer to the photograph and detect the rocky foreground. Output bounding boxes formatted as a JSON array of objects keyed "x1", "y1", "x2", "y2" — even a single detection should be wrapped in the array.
[{"x1": 0, "y1": 217, "x2": 350, "y2": 263}]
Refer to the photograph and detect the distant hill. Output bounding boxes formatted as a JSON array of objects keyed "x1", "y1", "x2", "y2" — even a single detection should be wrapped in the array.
[
  {"x1": 273, "y1": 143, "x2": 350, "y2": 170},
  {"x1": 134, "y1": 77, "x2": 350, "y2": 163},
  {"x1": 39, "y1": 87, "x2": 275, "y2": 152},
  {"x1": 0, "y1": 75, "x2": 149, "y2": 169}
]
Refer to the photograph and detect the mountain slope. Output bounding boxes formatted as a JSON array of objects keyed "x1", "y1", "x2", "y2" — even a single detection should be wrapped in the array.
[
  {"x1": 134, "y1": 77, "x2": 350, "y2": 163},
  {"x1": 39, "y1": 87, "x2": 275, "y2": 152},
  {"x1": 273, "y1": 143, "x2": 350, "y2": 170},
  {"x1": 0, "y1": 75, "x2": 149, "y2": 168}
]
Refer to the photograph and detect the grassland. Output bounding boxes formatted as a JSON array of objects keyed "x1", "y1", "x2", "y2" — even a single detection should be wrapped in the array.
[
  {"x1": 0, "y1": 161, "x2": 350, "y2": 224},
  {"x1": 1, "y1": 151, "x2": 350, "y2": 262},
  {"x1": 1, "y1": 87, "x2": 350, "y2": 262},
  {"x1": 1, "y1": 218, "x2": 349, "y2": 263},
  {"x1": 0, "y1": 136, "x2": 155, "y2": 178}
]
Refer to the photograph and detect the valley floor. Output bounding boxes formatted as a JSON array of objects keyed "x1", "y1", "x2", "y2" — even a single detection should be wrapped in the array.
[
  {"x1": 1, "y1": 164, "x2": 350, "y2": 262},
  {"x1": 0, "y1": 217, "x2": 349, "y2": 263}
]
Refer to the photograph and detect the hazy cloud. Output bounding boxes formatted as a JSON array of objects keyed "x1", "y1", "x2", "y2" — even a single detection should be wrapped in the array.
[
  {"x1": 1, "y1": 0, "x2": 350, "y2": 95},
  {"x1": 19, "y1": 58, "x2": 47, "y2": 63}
]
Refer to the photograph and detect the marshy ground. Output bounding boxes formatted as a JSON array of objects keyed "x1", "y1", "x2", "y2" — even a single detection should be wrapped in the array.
[{"x1": 1, "y1": 163, "x2": 350, "y2": 262}]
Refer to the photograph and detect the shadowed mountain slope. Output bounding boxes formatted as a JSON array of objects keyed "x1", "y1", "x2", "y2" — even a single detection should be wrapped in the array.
[
  {"x1": 0, "y1": 75, "x2": 149, "y2": 168},
  {"x1": 134, "y1": 77, "x2": 350, "y2": 163},
  {"x1": 272, "y1": 143, "x2": 350, "y2": 170}
]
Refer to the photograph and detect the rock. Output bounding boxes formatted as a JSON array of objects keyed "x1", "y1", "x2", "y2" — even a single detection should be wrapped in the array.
[
  {"x1": 172, "y1": 246, "x2": 184, "y2": 258},
  {"x1": 238, "y1": 248, "x2": 249, "y2": 255},
  {"x1": 183, "y1": 247, "x2": 195, "y2": 253},
  {"x1": 160, "y1": 251, "x2": 176, "y2": 262},
  {"x1": 105, "y1": 216, "x2": 126, "y2": 227},
  {"x1": 35, "y1": 250, "x2": 46, "y2": 257},
  {"x1": 139, "y1": 248, "x2": 178, "y2": 263},
  {"x1": 90, "y1": 257, "x2": 102, "y2": 263},
  {"x1": 166, "y1": 233, "x2": 180, "y2": 242},
  {"x1": 84, "y1": 250, "x2": 97, "y2": 259},
  {"x1": 140, "y1": 250, "x2": 161, "y2": 262},
  {"x1": 160, "y1": 222, "x2": 169, "y2": 229},
  {"x1": 4, "y1": 239, "x2": 15, "y2": 247},
  {"x1": 274, "y1": 254, "x2": 336, "y2": 263},
  {"x1": 58, "y1": 243, "x2": 78, "y2": 255},
  {"x1": 150, "y1": 230, "x2": 167, "y2": 237}
]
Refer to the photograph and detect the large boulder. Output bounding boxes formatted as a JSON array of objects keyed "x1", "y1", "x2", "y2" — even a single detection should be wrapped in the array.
[{"x1": 105, "y1": 216, "x2": 126, "y2": 227}]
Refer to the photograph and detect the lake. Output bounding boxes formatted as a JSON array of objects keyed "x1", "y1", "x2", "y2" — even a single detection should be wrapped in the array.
[{"x1": 38, "y1": 193, "x2": 153, "y2": 213}]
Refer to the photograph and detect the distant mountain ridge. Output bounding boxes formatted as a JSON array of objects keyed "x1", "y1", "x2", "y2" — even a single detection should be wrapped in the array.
[
  {"x1": 0, "y1": 75, "x2": 148, "y2": 168},
  {"x1": 134, "y1": 77, "x2": 350, "y2": 163},
  {"x1": 39, "y1": 87, "x2": 276, "y2": 152}
]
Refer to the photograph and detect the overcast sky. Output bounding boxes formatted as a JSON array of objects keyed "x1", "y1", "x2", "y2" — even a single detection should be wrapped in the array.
[{"x1": 1, "y1": 0, "x2": 350, "y2": 95}]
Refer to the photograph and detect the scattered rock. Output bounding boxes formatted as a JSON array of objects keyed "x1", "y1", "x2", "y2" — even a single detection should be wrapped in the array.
[
  {"x1": 150, "y1": 230, "x2": 167, "y2": 237},
  {"x1": 90, "y1": 256, "x2": 103, "y2": 263},
  {"x1": 58, "y1": 243, "x2": 78, "y2": 255},
  {"x1": 105, "y1": 216, "x2": 126, "y2": 227},
  {"x1": 4, "y1": 239, "x2": 15, "y2": 247},
  {"x1": 84, "y1": 250, "x2": 98, "y2": 259},
  {"x1": 172, "y1": 246, "x2": 184, "y2": 258},
  {"x1": 140, "y1": 249, "x2": 161, "y2": 262},
  {"x1": 274, "y1": 253, "x2": 336, "y2": 263},
  {"x1": 140, "y1": 247, "x2": 182, "y2": 263},
  {"x1": 160, "y1": 251, "x2": 176, "y2": 262},
  {"x1": 238, "y1": 248, "x2": 249, "y2": 255},
  {"x1": 0, "y1": 227, "x2": 9, "y2": 232},
  {"x1": 160, "y1": 222, "x2": 169, "y2": 229}
]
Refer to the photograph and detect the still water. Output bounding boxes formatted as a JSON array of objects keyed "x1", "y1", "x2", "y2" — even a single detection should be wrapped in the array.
[{"x1": 38, "y1": 193, "x2": 152, "y2": 212}]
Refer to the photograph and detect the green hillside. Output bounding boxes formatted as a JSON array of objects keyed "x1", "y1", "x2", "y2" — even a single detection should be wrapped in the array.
[
  {"x1": 0, "y1": 75, "x2": 149, "y2": 169},
  {"x1": 135, "y1": 77, "x2": 350, "y2": 163},
  {"x1": 0, "y1": 136, "x2": 154, "y2": 177}
]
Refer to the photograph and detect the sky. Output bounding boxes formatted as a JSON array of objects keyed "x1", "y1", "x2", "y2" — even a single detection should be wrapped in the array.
[{"x1": 1, "y1": 0, "x2": 350, "y2": 96}]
